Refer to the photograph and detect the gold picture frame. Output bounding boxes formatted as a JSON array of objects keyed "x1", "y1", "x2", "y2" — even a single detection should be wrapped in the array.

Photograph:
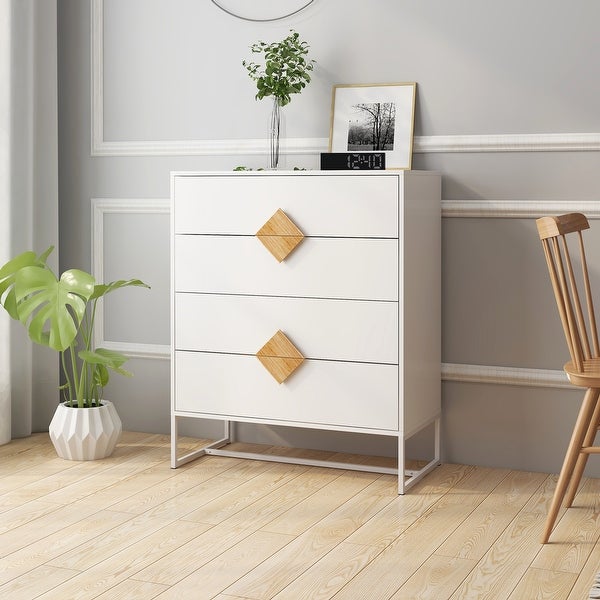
[{"x1": 328, "y1": 82, "x2": 416, "y2": 170}]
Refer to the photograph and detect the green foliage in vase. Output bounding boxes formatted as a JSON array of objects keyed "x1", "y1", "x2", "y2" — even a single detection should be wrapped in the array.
[
  {"x1": 0, "y1": 247, "x2": 149, "y2": 408},
  {"x1": 233, "y1": 166, "x2": 307, "y2": 171},
  {"x1": 242, "y1": 30, "x2": 315, "y2": 107}
]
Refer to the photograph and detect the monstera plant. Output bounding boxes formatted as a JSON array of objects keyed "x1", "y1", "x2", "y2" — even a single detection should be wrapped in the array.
[{"x1": 0, "y1": 246, "x2": 149, "y2": 459}]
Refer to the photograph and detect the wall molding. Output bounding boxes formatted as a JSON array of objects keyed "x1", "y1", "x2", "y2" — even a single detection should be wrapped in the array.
[
  {"x1": 417, "y1": 133, "x2": 600, "y2": 154},
  {"x1": 91, "y1": 198, "x2": 170, "y2": 359},
  {"x1": 442, "y1": 363, "x2": 572, "y2": 390},
  {"x1": 90, "y1": 133, "x2": 600, "y2": 158},
  {"x1": 90, "y1": 0, "x2": 600, "y2": 158},
  {"x1": 442, "y1": 200, "x2": 600, "y2": 219}
]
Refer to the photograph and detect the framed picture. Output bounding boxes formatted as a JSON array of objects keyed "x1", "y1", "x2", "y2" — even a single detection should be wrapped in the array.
[{"x1": 329, "y1": 82, "x2": 416, "y2": 170}]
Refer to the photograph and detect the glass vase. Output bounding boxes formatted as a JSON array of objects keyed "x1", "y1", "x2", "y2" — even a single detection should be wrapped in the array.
[{"x1": 270, "y1": 97, "x2": 281, "y2": 169}]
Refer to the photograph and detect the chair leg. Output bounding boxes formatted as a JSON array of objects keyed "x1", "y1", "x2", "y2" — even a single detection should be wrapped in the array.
[
  {"x1": 542, "y1": 386, "x2": 599, "y2": 543},
  {"x1": 564, "y1": 388, "x2": 600, "y2": 508}
]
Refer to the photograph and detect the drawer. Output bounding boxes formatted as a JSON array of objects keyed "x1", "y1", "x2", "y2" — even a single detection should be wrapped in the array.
[
  {"x1": 173, "y1": 173, "x2": 398, "y2": 237},
  {"x1": 174, "y1": 351, "x2": 398, "y2": 432},
  {"x1": 174, "y1": 235, "x2": 398, "y2": 301},
  {"x1": 175, "y1": 293, "x2": 398, "y2": 364}
]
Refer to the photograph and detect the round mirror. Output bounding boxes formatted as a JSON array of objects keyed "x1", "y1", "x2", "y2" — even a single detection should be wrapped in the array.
[{"x1": 211, "y1": 0, "x2": 314, "y2": 21}]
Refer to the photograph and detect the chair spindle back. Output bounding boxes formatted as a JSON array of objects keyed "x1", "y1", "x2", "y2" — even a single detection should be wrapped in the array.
[{"x1": 537, "y1": 213, "x2": 599, "y2": 373}]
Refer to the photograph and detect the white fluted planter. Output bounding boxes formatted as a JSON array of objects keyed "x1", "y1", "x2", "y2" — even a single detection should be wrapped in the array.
[{"x1": 49, "y1": 400, "x2": 122, "y2": 460}]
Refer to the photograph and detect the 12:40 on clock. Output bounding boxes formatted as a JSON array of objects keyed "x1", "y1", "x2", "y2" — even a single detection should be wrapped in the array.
[{"x1": 320, "y1": 152, "x2": 386, "y2": 170}]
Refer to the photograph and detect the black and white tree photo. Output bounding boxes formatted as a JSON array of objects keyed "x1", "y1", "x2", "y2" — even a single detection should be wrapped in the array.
[{"x1": 347, "y1": 102, "x2": 396, "y2": 150}]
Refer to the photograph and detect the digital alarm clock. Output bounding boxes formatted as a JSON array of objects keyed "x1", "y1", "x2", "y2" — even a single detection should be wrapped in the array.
[{"x1": 320, "y1": 152, "x2": 386, "y2": 170}]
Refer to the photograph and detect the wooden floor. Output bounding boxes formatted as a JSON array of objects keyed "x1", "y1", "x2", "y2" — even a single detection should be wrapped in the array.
[{"x1": 1, "y1": 433, "x2": 600, "y2": 600}]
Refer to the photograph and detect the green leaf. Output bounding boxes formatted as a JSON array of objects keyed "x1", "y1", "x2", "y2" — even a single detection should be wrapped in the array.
[
  {"x1": 93, "y1": 363, "x2": 110, "y2": 388},
  {"x1": 79, "y1": 348, "x2": 132, "y2": 377},
  {"x1": 242, "y1": 29, "x2": 315, "y2": 106},
  {"x1": 0, "y1": 249, "x2": 50, "y2": 319},
  {"x1": 14, "y1": 266, "x2": 95, "y2": 351},
  {"x1": 91, "y1": 278, "x2": 150, "y2": 300}
]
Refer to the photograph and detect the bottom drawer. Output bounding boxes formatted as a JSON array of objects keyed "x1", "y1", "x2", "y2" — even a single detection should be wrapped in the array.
[{"x1": 175, "y1": 351, "x2": 399, "y2": 432}]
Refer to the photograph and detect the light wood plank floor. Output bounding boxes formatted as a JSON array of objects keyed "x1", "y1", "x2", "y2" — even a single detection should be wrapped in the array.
[{"x1": 1, "y1": 432, "x2": 600, "y2": 599}]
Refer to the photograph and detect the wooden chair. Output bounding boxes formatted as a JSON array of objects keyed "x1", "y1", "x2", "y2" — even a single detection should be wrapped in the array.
[{"x1": 537, "y1": 213, "x2": 600, "y2": 543}]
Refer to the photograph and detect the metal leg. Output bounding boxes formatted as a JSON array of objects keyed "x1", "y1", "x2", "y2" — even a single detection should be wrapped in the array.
[
  {"x1": 398, "y1": 434, "x2": 405, "y2": 494},
  {"x1": 171, "y1": 416, "x2": 441, "y2": 492},
  {"x1": 170, "y1": 414, "x2": 177, "y2": 469},
  {"x1": 400, "y1": 415, "x2": 442, "y2": 495},
  {"x1": 171, "y1": 417, "x2": 232, "y2": 469}
]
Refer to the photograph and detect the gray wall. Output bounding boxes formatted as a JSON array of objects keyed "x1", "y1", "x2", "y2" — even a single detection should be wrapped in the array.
[{"x1": 57, "y1": 0, "x2": 600, "y2": 474}]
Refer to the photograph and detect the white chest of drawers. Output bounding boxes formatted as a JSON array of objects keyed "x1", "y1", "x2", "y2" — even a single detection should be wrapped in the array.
[{"x1": 170, "y1": 170, "x2": 441, "y2": 493}]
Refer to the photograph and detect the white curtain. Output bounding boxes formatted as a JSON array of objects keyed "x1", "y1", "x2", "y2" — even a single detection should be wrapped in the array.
[
  {"x1": 0, "y1": 1, "x2": 10, "y2": 445},
  {"x1": 0, "y1": 0, "x2": 58, "y2": 444}
]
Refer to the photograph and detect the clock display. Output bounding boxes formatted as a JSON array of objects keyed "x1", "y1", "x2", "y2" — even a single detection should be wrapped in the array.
[{"x1": 320, "y1": 152, "x2": 386, "y2": 170}]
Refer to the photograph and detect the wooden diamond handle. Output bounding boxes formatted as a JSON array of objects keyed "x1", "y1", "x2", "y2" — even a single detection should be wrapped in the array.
[
  {"x1": 256, "y1": 209, "x2": 305, "y2": 262},
  {"x1": 256, "y1": 330, "x2": 305, "y2": 384}
]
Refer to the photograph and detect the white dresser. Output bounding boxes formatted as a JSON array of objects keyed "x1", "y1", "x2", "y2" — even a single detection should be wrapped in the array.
[{"x1": 170, "y1": 170, "x2": 441, "y2": 493}]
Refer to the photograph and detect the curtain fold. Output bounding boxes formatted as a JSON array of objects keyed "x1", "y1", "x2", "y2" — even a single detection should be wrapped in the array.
[
  {"x1": 0, "y1": 0, "x2": 58, "y2": 444},
  {"x1": 0, "y1": 1, "x2": 10, "y2": 445}
]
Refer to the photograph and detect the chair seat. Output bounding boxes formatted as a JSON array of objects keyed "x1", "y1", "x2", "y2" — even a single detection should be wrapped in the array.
[{"x1": 565, "y1": 359, "x2": 600, "y2": 387}]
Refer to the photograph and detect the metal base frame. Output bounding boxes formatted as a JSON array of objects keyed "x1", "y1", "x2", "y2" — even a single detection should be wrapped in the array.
[{"x1": 171, "y1": 415, "x2": 441, "y2": 495}]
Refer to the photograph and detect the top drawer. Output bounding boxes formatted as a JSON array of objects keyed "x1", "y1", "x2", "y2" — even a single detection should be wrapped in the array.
[{"x1": 172, "y1": 173, "x2": 398, "y2": 238}]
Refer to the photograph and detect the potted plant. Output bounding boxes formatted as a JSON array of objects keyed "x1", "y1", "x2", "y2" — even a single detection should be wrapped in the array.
[
  {"x1": 0, "y1": 246, "x2": 149, "y2": 460},
  {"x1": 243, "y1": 29, "x2": 315, "y2": 169}
]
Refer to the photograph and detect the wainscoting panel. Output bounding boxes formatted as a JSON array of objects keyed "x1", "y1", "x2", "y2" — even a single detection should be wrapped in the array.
[
  {"x1": 92, "y1": 198, "x2": 170, "y2": 358},
  {"x1": 91, "y1": 0, "x2": 600, "y2": 157}
]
